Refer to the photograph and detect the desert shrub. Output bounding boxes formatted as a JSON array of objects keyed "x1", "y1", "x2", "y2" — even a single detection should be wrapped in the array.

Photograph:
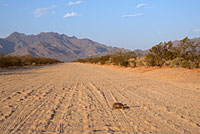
[
  {"x1": 20, "y1": 55, "x2": 34, "y2": 65},
  {"x1": 144, "y1": 53, "x2": 157, "y2": 66},
  {"x1": 137, "y1": 60, "x2": 145, "y2": 66},
  {"x1": 167, "y1": 58, "x2": 199, "y2": 69},
  {"x1": 180, "y1": 60, "x2": 190, "y2": 68},
  {"x1": 168, "y1": 58, "x2": 183, "y2": 67},
  {"x1": 145, "y1": 37, "x2": 200, "y2": 69},
  {"x1": 120, "y1": 61, "x2": 129, "y2": 67},
  {"x1": 146, "y1": 42, "x2": 173, "y2": 67},
  {"x1": 110, "y1": 55, "x2": 128, "y2": 67},
  {"x1": 0, "y1": 56, "x2": 9, "y2": 67},
  {"x1": 110, "y1": 51, "x2": 137, "y2": 67},
  {"x1": 99, "y1": 55, "x2": 111, "y2": 64},
  {"x1": 123, "y1": 51, "x2": 137, "y2": 60},
  {"x1": 179, "y1": 60, "x2": 199, "y2": 69},
  {"x1": 0, "y1": 55, "x2": 62, "y2": 68},
  {"x1": 110, "y1": 55, "x2": 122, "y2": 65},
  {"x1": 129, "y1": 60, "x2": 136, "y2": 68},
  {"x1": 135, "y1": 58, "x2": 145, "y2": 67},
  {"x1": 0, "y1": 56, "x2": 21, "y2": 67},
  {"x1": 186, "y1": 61, "x2": 199, "y2": 69},
  {"x1": 76, "y1": 51, "x2": 138, "y2": 68},
  {"x1": 77, "y1": 38, "x2": 200, "y2": 70},
  {"x1": 10, "y1": 56, "x2": 22, "y2": 66},
  {"x1": 77, "y1": 58, "x2": 86, "y2": 63},
  {"x1": 90, "y1": 57, "x2": 100, "y2": 64}
]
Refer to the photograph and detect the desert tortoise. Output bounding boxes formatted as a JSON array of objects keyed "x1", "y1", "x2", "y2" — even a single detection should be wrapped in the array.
[{"x1": 112, "y1": 102, "x2": 127, "y2": 110}]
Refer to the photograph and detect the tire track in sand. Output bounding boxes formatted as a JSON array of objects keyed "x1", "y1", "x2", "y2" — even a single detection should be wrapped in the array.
[{"x1": 86, "y1": 82, "x2": 135, "y2": 133}]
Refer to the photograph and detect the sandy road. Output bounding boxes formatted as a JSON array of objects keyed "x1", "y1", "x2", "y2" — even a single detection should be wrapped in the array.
[{"x1": 0, "y1": 63, "x2": 199, "y2": 134}]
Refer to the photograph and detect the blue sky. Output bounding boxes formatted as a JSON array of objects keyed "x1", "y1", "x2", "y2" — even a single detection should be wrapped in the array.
[{"x1": 0, "y1": 0, "x2": 200, "y2": 50}]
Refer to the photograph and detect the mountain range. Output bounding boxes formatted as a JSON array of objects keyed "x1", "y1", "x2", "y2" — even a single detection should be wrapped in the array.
[
  {"x1": 0, "y1": 32, "x2": 124, "y2": 61},
  {"x1": 0, "y1": 32, "x2": 199, "y2": 61}
]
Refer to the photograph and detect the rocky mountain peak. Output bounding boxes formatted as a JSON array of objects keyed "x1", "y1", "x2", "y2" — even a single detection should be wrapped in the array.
[{"x1": 0, "y1": 32, "x2": 123, "y2": 61}]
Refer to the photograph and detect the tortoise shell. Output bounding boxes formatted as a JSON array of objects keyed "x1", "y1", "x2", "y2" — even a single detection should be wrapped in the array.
[{"x1": 112, "y1": 103, "x2": 126, "y2": 110}]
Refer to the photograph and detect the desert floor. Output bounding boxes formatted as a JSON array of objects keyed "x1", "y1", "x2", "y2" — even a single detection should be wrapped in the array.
[{"x1": 0, "y1": 63, "x2": 200, "y2": 134}]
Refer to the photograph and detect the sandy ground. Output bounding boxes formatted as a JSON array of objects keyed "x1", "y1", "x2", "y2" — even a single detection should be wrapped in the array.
[{"x1": 0, "y1": 63, "x2": 199, "y2": 134}]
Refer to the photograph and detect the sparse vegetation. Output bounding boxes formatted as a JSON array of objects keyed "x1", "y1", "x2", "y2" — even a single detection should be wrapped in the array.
[
  {"x1": 77, "y1": 50, "x2": 138, "y2": 67},
  {"x1": 0, "y1": 54, "x2": 63, "y2": 68},
  {"x1": 145, "y1": 37, "x2": 200, "y2": 69},
  {"x1": 77, "y1": 37, "x2": 200, "y2": 69}
]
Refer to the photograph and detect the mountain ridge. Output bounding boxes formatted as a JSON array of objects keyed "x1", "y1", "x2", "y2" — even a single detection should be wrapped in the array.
[
  {"x1": 1, "y1": 32, "x2": 199, "y2": 61},
  {"x1": 0, "y1": 32, "x2": 125, "y2": 61}
]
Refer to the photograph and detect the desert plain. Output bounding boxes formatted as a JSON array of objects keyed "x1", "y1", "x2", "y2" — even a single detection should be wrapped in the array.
[{"x1": 0, "y1": 63, "x2": 200, "y2": 134}]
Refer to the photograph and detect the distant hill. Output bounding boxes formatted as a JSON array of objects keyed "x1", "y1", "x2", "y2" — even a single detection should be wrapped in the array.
[{"x1": 0, "y1": 32, "x2": 125, "y2": 61}]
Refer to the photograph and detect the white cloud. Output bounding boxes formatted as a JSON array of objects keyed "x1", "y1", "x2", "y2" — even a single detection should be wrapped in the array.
[
  {"x1": 0, "y1": 4, "x2": 8, "y2": 7},
  {"x1": 63, "y1": 12, "x2": 79, "y2": 18},
  {"x1": 68, "y1": 1, "x2": 85, "y2": 6},
  {"x1": 192, "y1": 29, "x2": 200, "y2": 33},
  {"x1": 34, "y1": 5, "x2": 56, "y2": 18},
  {"x1": 121, "y1": 13, "x2": 143, "y2": 18},
  {"x1": 136, "y1": 3, "x2": 152, "y2": 9},
  {"x1": 137, "y1": 3, "x2": 147, "y2": 8}
]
